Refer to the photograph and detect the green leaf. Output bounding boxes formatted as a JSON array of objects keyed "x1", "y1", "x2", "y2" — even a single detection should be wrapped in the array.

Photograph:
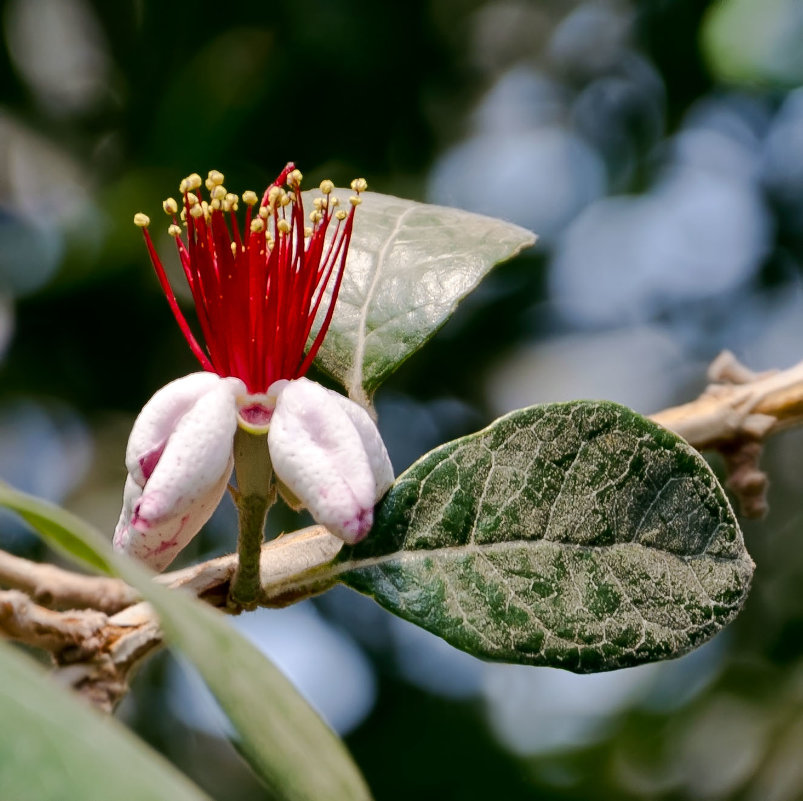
[
  {"x1": 308, "y1": 191, "x2": 535, "y2": 403},
  {"x1": 335, "y1": 402, "x2": 754, "y2": 673},
  {"x1": 0, "y1": 638, "x2": 212, "y2": 801},
  {"x1": 0, "y1": 483, "x2": 372, "y2": 801},
  {"x1": 0, "y1": 489, "x2": 112, "y2": 573}
]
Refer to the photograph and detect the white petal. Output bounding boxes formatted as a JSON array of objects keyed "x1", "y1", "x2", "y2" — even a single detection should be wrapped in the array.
[
  {"x1": 322, "y1": 389, "x2": 394, "y2": 497},
  {"x1": 268, "y1": 378, "x2": 391, "y2": 544},
  {"x1": 133, "y1": 376, "x2": 241, "y2": 526},
  {"x1": 114, "y1": 373, "x2": 243, "y2": 571},
  {"x1": 126, "y1": 372, "x2": 238, "y2": 486},
  {"x1": 114, "y1": 462, "x2": 232, "y2": 572},
  {"x1": 113, "y1": 474, "x2": 142, "y2": 551}
]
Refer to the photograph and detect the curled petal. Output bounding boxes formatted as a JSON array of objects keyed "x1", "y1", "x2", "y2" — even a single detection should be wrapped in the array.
[
  {"x1": 324, "y1": 389, "x2": 394, "y2": 498},
  {"x1": 114, "y1": 373, "x2": 242, "y2": 570},
  {"x1": 133, "y1": 376, "x2": 241, "y2": 526},
  {"x1": 126, "y1": 372, "x2": 235, "y2": 486},
  {"x1": 114, "y1": 465, "x2": 232, "y2": 572},
  {"x1": 268, "y1": 378, "x2": 393, "y2": 544}
]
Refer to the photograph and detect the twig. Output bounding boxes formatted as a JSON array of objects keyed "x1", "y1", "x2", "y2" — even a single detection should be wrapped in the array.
[
  {"x1": 0, "y1": 590, "x2": 108, "y2": 655},
  {"x1": 0, "y1": 590, "x2": 163, "y2": 711},
  {"x1": 161, "y1": 525, "x2": 342, "y2": 607},
  {"x1": 649, "y1": 350, "x2": 803, "y2": 449},
  {"x1": 0, "y1": 550, "x2": 137, "y2": 614},
  {"x1": 649, "y1": 350, "x2": 803, "y2": 518},
  {"x1": 0, "y1": 527, "x2": 342, "y2": 711}
]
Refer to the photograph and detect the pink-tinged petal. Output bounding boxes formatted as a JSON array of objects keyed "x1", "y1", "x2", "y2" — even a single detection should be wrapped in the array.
[
  {"x1": 267, "y1": 378, "x2": 386, "y2": 544},
  {"x1": 114, "y1": 373, "x2": 243, "y2": 571},
  {"x1": 113, "y1": 474, "x2": 142, "y2": 551},
  {"x1": 114, "y1": 463, "x2": 232, "y2": 572},
  {"x1": 133, "y1": 377, "x2": 241, "y2": 527},
  {"x1": 126, "y1": 372, "x2": 241, "y2": 486}
]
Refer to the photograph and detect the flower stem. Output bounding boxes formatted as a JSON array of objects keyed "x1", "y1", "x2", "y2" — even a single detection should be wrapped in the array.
[{"x1": 230, "y1": 427, "x2": 275, "y2": 610}]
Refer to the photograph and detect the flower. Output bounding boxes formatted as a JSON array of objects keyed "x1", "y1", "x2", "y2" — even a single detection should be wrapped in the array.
[{"x1": 114, "y1": 166, "x2": 393, "y2": 571}]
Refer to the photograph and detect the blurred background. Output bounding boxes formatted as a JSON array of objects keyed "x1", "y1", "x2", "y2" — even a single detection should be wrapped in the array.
[{"x1": 1, "y1": 0, "x2": 803, "y2": 798}]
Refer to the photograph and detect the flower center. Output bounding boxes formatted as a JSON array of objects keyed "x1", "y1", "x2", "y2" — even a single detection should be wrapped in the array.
[{"x1": 134, "y1": 165, "x2": 367, "y2": 394}]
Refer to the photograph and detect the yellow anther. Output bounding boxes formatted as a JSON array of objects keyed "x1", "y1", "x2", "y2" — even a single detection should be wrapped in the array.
[
  {"x1": 230, "y1": 242, "x2": 238, "y2": 255},
  {"x1": 225, "y1": 193, "x2": 238, "y2": 205},
  {"x1": 320, "y1": 179, "x2": 334, "y2": 195},
  {"x1": 180, "y1": 208, "x2": 187, "y2": 222},
  {"x1": 287, "y1": 191, "x2": 296, "y2": 203},
  {"x1": 208, "y1": 169, "x2": 225, "y2": 186},
  {"x1": 304, "y1": 226, "x2": 313, "y2": 238},
  {"x1": 287, "y1": 169, "x2": 303, "y2": 187},
  {"x1": 210, "y1": 198, "x2": 221, "y2": 211},
  {"x1": 277, "y1": 218, "x2": 291, "y2": 235},
  {"x1": 258, "y1": 206, "x2": 269, "y2": 219},
  {"x1": 349, "y1": 196, "x2": 362, "y2": 206},
  {"x1": 242, "y1": 190, "x2": 258, "y2": 206},
  {"x1": 268, "y1": 186, "x2": 282, "y2": 206},
  {"x1": 309, "y1": 209, "x2": 323, "y2": 224},
  {"x1": 350, "y1": 178, "x2": 368, "y2": 193},
  {"x1": 133, "y1": 212, "x2": 150, "y2": 228},
  {"x1": 163, "y1": 198, "x2": 178, "y2": 215},
  {"x1": 313, "y1": 198, "x2": 323, "y2": 210},
  {"x1": 279, "y1": 193, "x2": 291, "y2": 207},
  {"x1": 335, "y1": 209, "x2": 347, "y2": 221},
  {"x1": 211, "y1": 185, "x2": 227, "y2": 201},
  {"x1": 187, "y1": 173, "x2": 202, "y2": 190},
  {"x1": 190, "y1": 204, "x2": 204, "y2": 219},
  {"x1": 168, "y1": 224, "x2": 182, "y2": 237},
  {"x1": 179, "y1": 178, "x2": 188, "y2": 194},
  {"x1": 186, "y1": 192, "x2": 199, "y2": 206},
  {"x1": 330, "y1": 196, "x2": 340, "y2": 206},
  {"x1": 251, "y1": 218, "x2": 265, "y2": 233}
]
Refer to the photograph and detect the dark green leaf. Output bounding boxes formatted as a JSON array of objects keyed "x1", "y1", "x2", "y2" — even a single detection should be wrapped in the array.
[
  {"x1": 336, "y1": 402, "x2": 754, "y2": 672},
  {"x1": 308, "y1": 191, "x2": 535, "y2": 403},
  {"x1": 0, "y1": 638, "x2": 212, "y2": 801},
  {"x1": 0, "y1": 483, "x2": 371, "y2": 801}
]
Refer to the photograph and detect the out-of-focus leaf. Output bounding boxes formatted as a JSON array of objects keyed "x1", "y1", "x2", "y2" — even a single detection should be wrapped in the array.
[
  {"x1": 307, "y1": 190, "x2": 535, "y2": 403},
  {"x1": 0, "y1": 482, "x2": 111, "y2": 573},
  {"x1": 0, "y1": 638, "x2": 212, "y2": 801},
  {"x1": 335, "y1": 402, "x2": 754, "y2": 672},
  {"x1": 702, "y1": 0, "x2": 803, "y2": 87},
  {"x1": 0, "y1": 482, "x2": 372, "y2": 801}
]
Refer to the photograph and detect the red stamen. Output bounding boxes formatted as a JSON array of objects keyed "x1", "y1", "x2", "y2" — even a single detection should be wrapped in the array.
[{"x1": 137, "y1": 166, "x2": 364, "y2": 394}]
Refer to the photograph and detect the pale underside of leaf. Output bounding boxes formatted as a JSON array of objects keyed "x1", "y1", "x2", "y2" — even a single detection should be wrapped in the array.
[
  {"x1": 335, "y1": 401, "x2": 754, "y2": 673},
  {"x1": 307, "y1": 190, "x2": 536, "y2": 404}
]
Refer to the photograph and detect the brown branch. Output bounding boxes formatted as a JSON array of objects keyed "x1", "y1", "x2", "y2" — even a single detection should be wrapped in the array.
[
  {"x1": 0, "y1": 527, "x2": 342, "y2": 711},
  {"x1": 0, "y1": 590, "x2": 108, "y2": 655},
  {"x1": 649, "y1": 350, "x2": 803, "y2": 449},
  {"x1": 0, "y1": 550, "x2": 137, "y2": 614},
  {"x1": 649, "y1": 350, "x2": 803, "y2": 518}
]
